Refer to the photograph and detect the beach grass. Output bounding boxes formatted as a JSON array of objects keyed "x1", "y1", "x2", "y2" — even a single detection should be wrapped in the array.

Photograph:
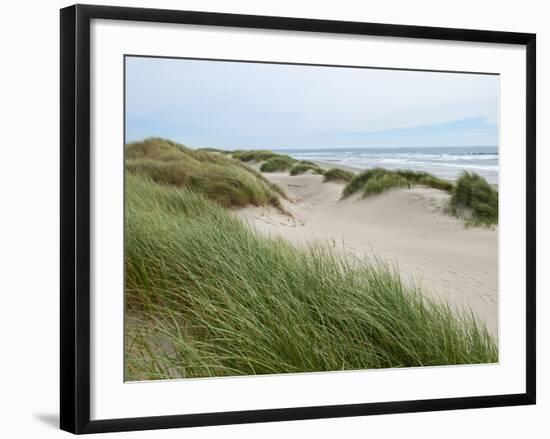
[
  {"x1": 125, "y1": 138, "x2": 285, "y2": 209},
  {"x1": 343, "y1": 167, "x2": 498, "y2": 226},
  {"x1": 323, "y1": 168, "x2": 355, "y2": 183},
  {"x1": 232, "y1": 149, "x2": 288, "y2": 163},
  {"x1": 196, "y1": 147, "x2": 225, "y2": 153},
  {"x1": 125, "y1": 173, "x2": 497, "y2": 381},
  {"x1": 289, "y1": 161, "x2": 324, "y2": 176},
  {"x1": 449, "y1": 171, "x2": 498, "y2": 226},
  {"x1": 260, "y1": 155, "x2": 296, "y2": 172},
  {"x1": 344, "y1": 168, "x2": 455, "y2": 198}
]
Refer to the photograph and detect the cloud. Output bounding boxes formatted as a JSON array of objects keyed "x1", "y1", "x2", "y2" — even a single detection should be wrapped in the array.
[{"x1": 125, "y1": 57, "x2": 499, "y2": 149}]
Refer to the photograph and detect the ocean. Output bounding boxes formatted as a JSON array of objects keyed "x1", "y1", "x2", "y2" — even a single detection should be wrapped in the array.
[{"x1": 280, "y1": 146, "x2": 498, "y2": 185}]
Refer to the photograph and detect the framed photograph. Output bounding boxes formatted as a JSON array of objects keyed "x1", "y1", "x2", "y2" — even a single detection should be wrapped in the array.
[{"x1": 60, "y1": 4, "x2": 536, "y2": 434}]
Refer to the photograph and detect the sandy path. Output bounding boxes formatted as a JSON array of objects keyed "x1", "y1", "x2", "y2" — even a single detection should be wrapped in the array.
[{"x1": 236, "y1": 172, "x2": 498, "y2": 336}]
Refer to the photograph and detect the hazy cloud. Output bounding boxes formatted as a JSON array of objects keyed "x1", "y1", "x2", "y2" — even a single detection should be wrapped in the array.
[{"x1": 125, "y1": 56, "x2": 499, "y2": 149}]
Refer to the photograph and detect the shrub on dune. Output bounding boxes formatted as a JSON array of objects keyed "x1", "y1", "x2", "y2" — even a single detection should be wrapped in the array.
[
  {"x1": 323, "y1": 168, "x2": 355, "y2": 183},
  {"x1": 343, "y1": 168, "x2": 386, "y2": 197},
  {"x1": 260, "y1": 156, "x2": 296, "y2": 172},
  {"x1": 344, "y1": 168, "x2": 454, "y2": 198},
  {"x1": 233, "y1": 150, "x2": 282, "y2": 162},
  {"x1": 449, "y1": 171, "x2": 498, "y2": 226},
  {"x1": 417, "y1": 174, "x2": 455, "y2": 192},
  {"x1": 289, "y1": 161, "x2": 324, "y2": 176},
  {"x1": 196, "y1": 147, "x2": 225, "y2": 153},
  {"x1": 363, "y1": 173, "x2": 411, "y2": 196}
]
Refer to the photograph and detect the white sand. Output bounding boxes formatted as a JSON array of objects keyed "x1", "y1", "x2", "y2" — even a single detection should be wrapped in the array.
[{"x1": 236, "y1": 171, "x2": 498, "y2": 336}]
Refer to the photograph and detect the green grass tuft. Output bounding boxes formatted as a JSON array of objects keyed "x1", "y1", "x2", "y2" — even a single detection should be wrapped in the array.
[
  {"x1": 344, "y1": 168, "x2": 454, "y2": 198},
  {"x1": 196, "y1": 147, "x2": 225, "y2": 153},
  {"x1": 232, "y1": 150, "x2": 283, "y2": 162},
  {"x1": 289, "y1": 161, "x2": 324, "y2": 176},
  {"x1": 323, "y1": 168, "x2": 355, "y2": 183},
  {"x1": 363, "y1": 172, "x2": 411, "y2": 196},
  {"x1": 125, "y1": 138, "x2": 284, "y2": 209},
  {"x1": 449, "y1": 172, "x2": 498, "y2": 226},
  {"x1": 260, "y1": 156, "x2": 296, "y2": 172},
  {"x1": 125, "y1": 174, "x2": 497, "y2": 381}
]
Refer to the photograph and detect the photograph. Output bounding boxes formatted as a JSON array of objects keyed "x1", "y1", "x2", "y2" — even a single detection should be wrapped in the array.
[{"x1": 124, "y1": 55, "x2": 500, "y2": 382}]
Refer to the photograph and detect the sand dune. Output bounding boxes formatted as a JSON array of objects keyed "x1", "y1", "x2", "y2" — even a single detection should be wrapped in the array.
[{"x1": 236, "y1": 171, "x2": 498, "y2": 336}]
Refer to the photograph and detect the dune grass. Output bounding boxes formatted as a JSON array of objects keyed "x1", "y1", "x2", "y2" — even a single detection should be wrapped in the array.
[
  {"x1": 232, "y1": 149, "x2": 286, "y2": 162},
  {"x1": 233, "y1": 149, "x2": 326, "y2": 177},
  {"x1": 343, "y1": 167, "x2": 498, "y2": 226},
  {"x1": 344, "y1": 168, "x2": 455, "y2": 198},
  {"x1": 289, "y1": 161, "x2": 324, "y2": 176},
  {"x1": 125, "y1": 138, "x2": 285, "y2": 209},
  {"x1": 260, "y1": 155, "x2": 296, "y2": 172},
  {"x1": 196, "y1": 147, "x2": 225, "y2": 153},
  {"x1": 323, "y1": 168, "x2": 355, "y2": 183},
  {"x1": 449, "y1": 172, "x2": 498, "y2": 226},
  {"x1": 125, "y1": 173, "x2": 497, "y2": 381}
]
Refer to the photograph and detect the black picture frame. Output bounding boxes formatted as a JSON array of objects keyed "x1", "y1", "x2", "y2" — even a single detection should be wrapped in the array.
[{"x1": 60, "y1": 4, "x2": 536, "y2": 434}]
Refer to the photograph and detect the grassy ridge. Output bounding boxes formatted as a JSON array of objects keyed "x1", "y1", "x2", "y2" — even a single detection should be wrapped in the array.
[
  {"x1": 323, "y1": 168, "x2": 356, "y2": 183},
  {"x1": 344, "y1": 168, "x2": 498, "y2": 226},
  {"x1": 344, "y1": 168, "x2": 454, "y2": 197},
  {"x1": 260, "y1": 156, "x2": 296, "y2": 172},
  {"x1": 232, "y1": 149, "x2": 346, "y2": 179},
  {"x1": 125, "y1": 174, "x2": 497, "y2": 381},
  {"x1": 195, "y1": 147, "x2": 226, "y2": 153},
  {"x1": 289, "y1": 161, "x2": 324, "y2": 176},
  {"x1": 232, "y1": 149, "x2": 286, "y2": 162},
  {"x1": 125, "y1": 138, "x2": 285, "y2": 209}
]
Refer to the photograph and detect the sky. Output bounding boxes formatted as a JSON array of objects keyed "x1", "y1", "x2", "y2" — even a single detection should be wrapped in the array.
[{"x1": 125, "y1": 56, "x2": 499, "y2": 150}]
